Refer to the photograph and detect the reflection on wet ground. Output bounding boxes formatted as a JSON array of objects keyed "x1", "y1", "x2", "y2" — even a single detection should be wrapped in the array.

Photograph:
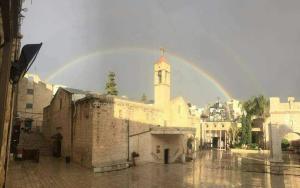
[{"x1": 7, "y1": 150, "x2": 300, "y2": 188}]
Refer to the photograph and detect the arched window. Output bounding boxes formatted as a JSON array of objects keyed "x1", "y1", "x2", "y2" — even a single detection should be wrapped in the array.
[{"x1": 158, "y1": 70, "x2": 162, "y2": 83}]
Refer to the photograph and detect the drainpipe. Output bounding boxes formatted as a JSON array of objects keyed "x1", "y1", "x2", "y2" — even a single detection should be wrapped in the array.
[{"x1": 126, "y1": 119, "x2": 130, "y2": 161}]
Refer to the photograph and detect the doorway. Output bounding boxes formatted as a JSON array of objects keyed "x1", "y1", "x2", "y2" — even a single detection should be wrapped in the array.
[
  {"x1": 212, "y1": 137, "x2": 218, "y2": 148},
  {"x1": 53, "y1": 139, "x2": 61, "y2": 157},
  {"x1": 52, "y1": 133, "x2": 62, "y2": 157},
  {"x1": 164, "y1": 148, "x2": 169, "y2": 164}
]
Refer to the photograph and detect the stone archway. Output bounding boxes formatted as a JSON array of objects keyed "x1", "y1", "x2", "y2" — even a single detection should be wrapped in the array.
[{"x1": 269, "y1": 123, "x2": 300, "y2": 162}]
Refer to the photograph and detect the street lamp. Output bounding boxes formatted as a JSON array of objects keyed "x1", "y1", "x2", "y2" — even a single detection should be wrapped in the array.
[{"x1": 10, "y1": 43, "x2": 42, "y2": 84}]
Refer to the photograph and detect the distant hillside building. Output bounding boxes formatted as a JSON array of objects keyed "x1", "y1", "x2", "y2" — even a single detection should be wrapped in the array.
[
  {"x1": 43, "y1": 53, "x2": 200, "y2": 172},
  {"x1": 15, "y1": 74, "x2": 54, "y2": 131},
  {"x1": 200, "y1": 99, "x2": 242, "y2": 149},
  {"x1": 226, "y1": 99, "x2": 242, "y2": 121}
]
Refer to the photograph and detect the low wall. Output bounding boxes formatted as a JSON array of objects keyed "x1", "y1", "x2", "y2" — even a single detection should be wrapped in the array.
[{"x1": 230, "y1": 149, "x2": 270, "y2": 154}]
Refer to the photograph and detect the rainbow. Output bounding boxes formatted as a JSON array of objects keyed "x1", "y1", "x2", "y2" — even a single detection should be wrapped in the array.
[{"x1": 45, "y1": 47, "x2": 233, "y2": 99}]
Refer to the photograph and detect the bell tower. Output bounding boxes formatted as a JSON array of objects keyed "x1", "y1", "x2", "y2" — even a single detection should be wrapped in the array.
[{"x1": 154, "y1": 48, "x2": 171, "y2": 108}]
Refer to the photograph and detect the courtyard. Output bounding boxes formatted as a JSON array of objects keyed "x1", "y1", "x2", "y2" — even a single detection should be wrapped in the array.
[{"x1": 6, "y1": 150, "x2": 300, "y2": 188}]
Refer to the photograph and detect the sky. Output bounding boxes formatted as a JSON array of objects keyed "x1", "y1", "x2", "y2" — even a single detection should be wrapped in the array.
[{"x1": 21, "y1": 0, "x2": 300, "y2": 106}]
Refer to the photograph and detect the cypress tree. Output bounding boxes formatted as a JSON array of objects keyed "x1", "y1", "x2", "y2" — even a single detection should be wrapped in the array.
[
  {"x1": 240, "y1": 114, "x2": 252, "y2": 145},
  {"x1": 105, "y1": 71, "x2": 118, "y2": 95}
]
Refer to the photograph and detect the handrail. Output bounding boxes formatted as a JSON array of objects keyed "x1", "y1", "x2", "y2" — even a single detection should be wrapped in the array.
[
  {"x1": 129, "y1": 129, "x2": 151, "y2": 137},
  {"x1": 151, "y1": 152, "x2": 161, "y2": 161},
  {"x1": 170, "y1": 149, "x2": 181, "y2": 162}
]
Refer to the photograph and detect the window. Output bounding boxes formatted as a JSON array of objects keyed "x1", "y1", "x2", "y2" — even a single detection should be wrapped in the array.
[
  {"x1": 27, "y1": 89, "x2": 34, "y2": 95},
  {"x1": 26, "y1": 103, "x2": 33, "y2": 109}
]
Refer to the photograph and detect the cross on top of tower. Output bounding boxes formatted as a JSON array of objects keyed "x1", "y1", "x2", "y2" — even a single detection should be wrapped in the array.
[
  {"x1": 160, "y1": 47, "x2": 166, "y2": 57},
  {"x1": 157, "y1": 48, "x2": 168, "y2": 64}
]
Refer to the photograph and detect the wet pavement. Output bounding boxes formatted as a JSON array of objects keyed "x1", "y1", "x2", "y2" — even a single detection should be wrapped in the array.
[{"x1": 6, "y1": 150, "x2": 300, "y2": 188}]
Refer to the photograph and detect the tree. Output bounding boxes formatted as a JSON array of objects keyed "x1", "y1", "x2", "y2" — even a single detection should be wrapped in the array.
[
  {"x1": 239, "y1": 95, "x2": 269, "y2": 146},
  {"x1": 228, "y1": 123, "x2": 240, "y2": 146},
  {"x1": 240, "y1": 114, "x2": 252, "y2": 145},
  {"x1": 141, "y1": 93, "x2": 147, "y2": 102},
  {"x1": 105, "y1": 72, "x2": 118, "y2": 95},
  {"x1": 242, "y1": 95, "x2": 269, "y2": 118}
]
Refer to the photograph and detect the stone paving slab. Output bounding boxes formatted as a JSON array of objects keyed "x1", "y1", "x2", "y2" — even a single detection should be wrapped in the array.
[{"x1": 6, "y1": 151, "x2": 300, "y2": 188}]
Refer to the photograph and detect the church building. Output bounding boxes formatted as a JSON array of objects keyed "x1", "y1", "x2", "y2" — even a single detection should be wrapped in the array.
[{"x1": 43, "y1": 50, "x2": 201, "y2": 172}]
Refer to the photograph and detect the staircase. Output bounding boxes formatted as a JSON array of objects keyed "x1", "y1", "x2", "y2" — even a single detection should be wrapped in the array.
[{"x1": 17, "y1": 131, "x2": 52, "y2": 156}]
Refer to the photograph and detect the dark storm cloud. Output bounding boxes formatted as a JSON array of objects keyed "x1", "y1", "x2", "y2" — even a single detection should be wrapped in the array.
[{"x1": 21, "y1": 0, "x2": 300, "y2": 105}]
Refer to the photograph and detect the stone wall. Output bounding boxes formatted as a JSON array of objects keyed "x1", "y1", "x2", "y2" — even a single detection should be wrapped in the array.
[
  {"x1": 129, "y1": 122, "x2": 153, "y2": 163},
  {"x1": 42, "y1": 88, "x2": 72, "y2": 157},
  {"x1": 90, "y1": 98, "x2": 128, "y2": 168},
  {"x1": 72, "y1": 99, "x2": 93, "y2": 168},
  {"x1": 42, "y1": 106, "x2": 52, "y2": 141},
  {"x1": 113, "y1": 97, "x2": 163, "y2": 125}
]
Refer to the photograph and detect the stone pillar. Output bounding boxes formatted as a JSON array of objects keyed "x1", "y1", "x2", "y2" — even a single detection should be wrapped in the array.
[
  {"x1": 225, "y1": 131, "x2": 227, "y2": 150},
  {"x1": 269, "y1": 124, "x2": 283, "y2": 162},
  {"x1": 203, "y1": 124, "x2": 205, "y2": 147},
  {"x1": 219, "y1": 130, "x2": 222, "y2": 149},
  {"x1": 210, "y1": 130, "x2": 213, "y2": 148}
]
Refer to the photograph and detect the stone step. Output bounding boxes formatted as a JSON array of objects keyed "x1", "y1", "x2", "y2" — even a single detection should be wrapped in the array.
[{"x1": 94, "y1": 161, "x2": 130, "y2": 173}]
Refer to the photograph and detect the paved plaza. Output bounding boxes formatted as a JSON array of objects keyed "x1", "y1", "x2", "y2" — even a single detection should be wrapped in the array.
[{"x1": 6, "y1": 150, "x2": 300, "y2": 188}]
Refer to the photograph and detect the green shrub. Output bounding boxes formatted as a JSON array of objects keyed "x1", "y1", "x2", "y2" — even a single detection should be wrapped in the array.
[
  {"x1": 248, "y1": 143, "x2": 259, "y2": 150},
  {"x1": 281, "y1": 139, "x2": 290, "y2": 151},
  {"x1": 232, "y1": 143, "x2": 242, "y2": 148}
]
